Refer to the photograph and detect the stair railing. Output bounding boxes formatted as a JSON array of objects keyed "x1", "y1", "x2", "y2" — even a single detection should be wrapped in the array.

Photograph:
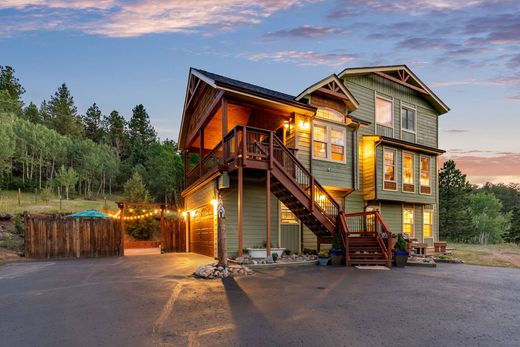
[{"x1": 342, "y1": 211, "x2": 393, "y2": 267}]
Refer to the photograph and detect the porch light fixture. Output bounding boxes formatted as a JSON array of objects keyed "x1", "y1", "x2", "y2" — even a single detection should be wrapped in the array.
[
  {"x1": 300, "y1": 120, "x2": 309, "y2": 130},
  {"x1": 181, "y1": 211, "x2": 187, "y2": 219},
  {"x1": 283, "y1": 121, "x2": 290, "y2": 129},
  {"x1": 211, "y1": 199, "x2": 218, "y2": 207}
]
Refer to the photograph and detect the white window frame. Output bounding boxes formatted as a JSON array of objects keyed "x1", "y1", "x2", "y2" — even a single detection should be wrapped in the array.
[
  {"x1": 375, "y1": 95, "x2": 394, "y2": 129},
  {"x1": 402, "y1": 205, "x2": 415, "y2": 238},
  {"x1": 419, "y1": 155, "x2": 432, "y2": 195},
  {"x1": 312, "y1": 120, "x2": 347, "y2": 164},
  {"x1": 401, "y1": 104, "x2": 417, "y2": 134},
  {"x1": 382, "y1": 148, "x2": 397, "y2": 191},
  {"x1": 423, "y1": 206, "x2": 434, "y2": 242},
  {"x1": 402, "y1": 151, "x2": 415, "y2": 194}
]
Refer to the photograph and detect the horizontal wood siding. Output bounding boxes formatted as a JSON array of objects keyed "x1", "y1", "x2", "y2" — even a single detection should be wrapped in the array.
[
  {"x1": 223, "y1": 177, "x2": 279, "y2": 256},
  {"x1": 346, "y1": 190, "x2": 365, "y2": 213},
  {"x1": 360, "y1": 136, "x2": 376, "y2": 200},
  {"x1": 379, "y1": 202, "x2": 402, "y2": 235},
  {"x1": 280, "y1": 224, "x2": 300, "y2": 254},
  {"x1": 185, "y1": 180, "x2": 216, "y2": 210}
]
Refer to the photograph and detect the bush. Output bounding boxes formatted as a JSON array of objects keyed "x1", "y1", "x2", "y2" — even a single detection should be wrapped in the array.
[
  {"x1": 14, "y1": 215, "x2": 24, "y2": 235},
  {"x1": 126, "y1": 217, "x2": 158, "y2": 240},
  {"x1": 303, "y1": 248, "x2": 317, "y2": 255},
  {"x1": 40, "y1": 187, "x2": 52, "y2": 202}
]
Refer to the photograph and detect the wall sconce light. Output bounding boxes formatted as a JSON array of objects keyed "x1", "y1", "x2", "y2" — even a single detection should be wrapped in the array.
[
  {"x1": 300, "y1": 120, "x2": 309, "y2": 129},
  {"x1": 210, "y1": 199, "x2": 218, "y2": 207},
  {"x1": 181, "y1": 211, "x2": 187, "y2": 219},
  {"x1": 283, "y1": 121, "x2": 289, "y2": 129}
]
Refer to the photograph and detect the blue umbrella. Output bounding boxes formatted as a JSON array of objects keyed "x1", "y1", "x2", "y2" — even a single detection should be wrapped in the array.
[{"x1": 66, "y1": 210, "x2": 109, "y2": 219}]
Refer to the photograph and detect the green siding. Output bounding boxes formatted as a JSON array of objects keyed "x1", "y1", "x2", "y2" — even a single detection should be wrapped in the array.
[
  {"x1": 379, "y1": 202, "x2": 402, "y2": 234},
  {"x1": 280, "y1": 224, "x2": 300, "y2": 254},
  {"x1": 346, "y1": 190, "x2": 365, "y2": 213},
  {"x1": 185, "y1": 180, "x2": 216, "y2": 210},
  {"x1": 222, "y1": 177, "x2": 279, "y2": 256}
]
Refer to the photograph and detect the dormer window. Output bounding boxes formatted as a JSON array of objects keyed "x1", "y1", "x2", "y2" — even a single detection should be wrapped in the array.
[{"x1": 316, "y1": 107, "x2": 345, "y2": 123}]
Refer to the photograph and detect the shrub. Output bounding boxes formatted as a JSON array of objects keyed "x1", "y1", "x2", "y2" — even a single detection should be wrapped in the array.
[
  {"x1": 303, "y1": 248, "x2": 317, "y2": 255},
  {"x1": 126, "y1": 217, "x2": 158, "y2": 240},
  {"x1": 14, "y1": 215, "x2": 24, "y2": 235}
]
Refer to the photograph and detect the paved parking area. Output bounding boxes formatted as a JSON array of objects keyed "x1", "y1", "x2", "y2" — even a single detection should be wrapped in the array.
[{"x1": 1, "y1": 254, "x2": 520, "y2": 346}]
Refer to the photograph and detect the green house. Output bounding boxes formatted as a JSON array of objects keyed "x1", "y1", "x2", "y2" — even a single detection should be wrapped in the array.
[{"x1": 177, "y1": 65, "x2": 449, "y2": 266}]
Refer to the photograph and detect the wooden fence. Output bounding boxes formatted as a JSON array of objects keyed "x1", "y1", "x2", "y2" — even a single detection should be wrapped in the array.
[{"x1": 24, "y1": 215, "x2": 186, "y2": 259}]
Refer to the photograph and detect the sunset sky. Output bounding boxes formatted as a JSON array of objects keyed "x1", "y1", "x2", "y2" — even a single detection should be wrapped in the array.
[{"x1": 1, "y1": 0, "x2": 519, "y2": 184}]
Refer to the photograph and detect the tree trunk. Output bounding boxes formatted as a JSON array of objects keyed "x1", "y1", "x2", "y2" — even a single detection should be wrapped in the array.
[
  {"x1": 38, "y1": 153, "x2": 42, "y2": 190},
  {"x1": 217, "y1": 194, "x2": 228, "y2": 267},
  {"x1": 66, "y1": 185, "x2": 69, "y2": 200}
]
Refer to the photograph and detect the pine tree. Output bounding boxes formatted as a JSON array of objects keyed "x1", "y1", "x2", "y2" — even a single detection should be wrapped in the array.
[
  {"x1": 128, "y1": 104, "x2": 157, "y2": 164},
  {"x1": 83, "y1": 103, "x2": 105, "y2": 143},
  {"x1": 48, "y1": 83, "x2": 83, "y2": 138},
  {"x1": 103, "y1": 110, "x2": 129, "y2": 159},
  {"x1": 0, "y1": 65, "x2": 24, "y2": 114},
  {"x1": 505, "y1": 207, "x2": 520, "y2": 244},
  {"x1": 439, "y1": 160, "x2": 475, "y2": 242},
  {"x1": 23, "y1": 102, "x2": 42, "y2": 124},
  {"x1": 123, "y1": 171, "x2": 150, "y2": 202},
  {"x1": 39, "y1": 100, "x2": 51, "y2": 125}
]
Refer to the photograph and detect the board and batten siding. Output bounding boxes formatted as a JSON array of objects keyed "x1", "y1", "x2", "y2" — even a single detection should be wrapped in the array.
[
  {"x1": 222, "y1": 176, "x2": 279, "y2": 256},
  {"x1": 342, "y1": 74, "x2": 439, "y2": 148}
]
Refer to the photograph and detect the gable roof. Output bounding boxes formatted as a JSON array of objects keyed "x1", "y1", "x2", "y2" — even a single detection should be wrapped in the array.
[
  {"x1": 338, "y1": 65, "x2": 449, "y2": 115},
  {"x1": 191, "y1": 68, "x2": 313, "y2": 110},
  {"x1": 295, "y1": 74, "x2": 359, "y2": 111}
]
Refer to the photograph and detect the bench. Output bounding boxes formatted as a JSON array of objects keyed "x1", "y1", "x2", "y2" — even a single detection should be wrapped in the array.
[{"x1": 434, "y1": 241, "x2": 448, "y2": 254}]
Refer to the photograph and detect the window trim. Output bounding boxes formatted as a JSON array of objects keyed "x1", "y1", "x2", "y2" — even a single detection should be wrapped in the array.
[
  {"x1": 315, "y1": 107, "x2": 346, "y2": 125},
  {"x1": 402, "y1": 151, "x2": 415, "y2": 194},
  {"x1": 419, "y1": 155, "x2": 432, "y2": 195},
  {"x1": 402, "y1": 205, "x2": 415, "y2": 238},
  {"x1": 422, "y1": 206, "x2": 434, "y2": 241},
  {"x1": 400, "y1": 104, "x2": 417, "y2": 134},
  {"x1": 311, "y1": 120, "x2": 347, "y2": 164},
  {"x1": 382, "y1": 147, "x2": 398, "y2": 191},
  {"x1": 375, "y1": 95, "x2": 394, "y2": 129}
]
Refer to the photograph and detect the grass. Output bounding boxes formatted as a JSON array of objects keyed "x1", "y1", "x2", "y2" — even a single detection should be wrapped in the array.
[
  {"x1": 450, "y1": 242, "x2": 520, "y2": 268},
  {"x1": 0, "y1": 190, "x2": 122, "y2": 215}
]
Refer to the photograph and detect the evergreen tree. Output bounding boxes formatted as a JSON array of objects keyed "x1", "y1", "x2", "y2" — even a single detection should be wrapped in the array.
[
  {"x1": 0, "y1": 65, "x2": 24, "y2": 114},
  {"x1": 123, "y1": 171, "x2": 150, "y2": 202},
  {"x1": 48, "y1": 83, "x2": 83, "y2": 138},
  {"x1": 39, "y1": 100, "x2": 51, "y2": 126},
  {"x1": 83, "y1": 103, "x2": 105, "y2": 143},
  {"x1": 23, "y1": 102, "x2": 41, "y2": 124},
  {"x1": 128, "y1": 104, "x2": 156, "y2": 163},
  {"x1": 439, "y1": 160, "x2": 475, "y2": 242},
  {"x1": 479, "y1": 183, "x2": 520, "y2": 213},
  {"x1": 505, "y1": 207, "x2": 520, "y2": 244},
  {"x1": 104, "y1": 110, "x2": 129, "y2": 159}
]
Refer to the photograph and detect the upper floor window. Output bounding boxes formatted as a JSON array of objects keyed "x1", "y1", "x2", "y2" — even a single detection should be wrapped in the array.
[
  {"x1": 383, "y1": 149, "x2": 397, "y2": 190},
  {"x1": 420, "y1": 156, "x2": 431, "y2": 194},
  {"x1": 316, "y1": 107, "x2": 345, "y2": 123},
  {"x1": 312, "y1": 122, "x2": 346, "y2": 163},
  {"x1": 376, "y1": 97, "x2": 393, "y2": 127},
  {"x1": 403, "y1": 152, "x2": 414, "y2": 192},
  {"x1": 401, "y1": 107, "x2": 416, "y2": 132}
]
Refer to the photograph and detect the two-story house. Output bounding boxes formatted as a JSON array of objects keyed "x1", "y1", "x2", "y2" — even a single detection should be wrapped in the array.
[{"x1": 178, "y1": 65, "x2": 448, "y2": 266}]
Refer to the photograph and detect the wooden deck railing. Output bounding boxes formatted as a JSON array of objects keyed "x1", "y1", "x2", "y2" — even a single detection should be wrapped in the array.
[{"x1": 185, "y1": 141, "x2": 223, "y2": 187}]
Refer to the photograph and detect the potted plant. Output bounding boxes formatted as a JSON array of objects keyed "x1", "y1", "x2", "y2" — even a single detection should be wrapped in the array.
[
  {"x1": 330, "y1": 235, "x2": 344, "y2": 266},
  {"x1": 394, "y1": 234, "x2": 409, "y2": 268},
  {"x1": 318, "y1": 251, "x2": 330, "y2": 266}
]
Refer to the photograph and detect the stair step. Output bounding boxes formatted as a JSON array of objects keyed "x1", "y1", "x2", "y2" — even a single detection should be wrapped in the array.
[
  {"x1": 348, "y1": 259, "x2": 388, "y2": 265},
  {"x1": 349, "y1": 253, "x2": 386, "y2": 259}
]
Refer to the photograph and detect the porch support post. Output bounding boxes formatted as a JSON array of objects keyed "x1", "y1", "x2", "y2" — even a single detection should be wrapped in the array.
[
  {"x1": 266, "y1": 171, "x2": 271, "y2": 257},
  {"x1": 160, "y1": 204, "x2": 165, "y2": 252},
  {"x1": 184, "y1": 150, "x2": 189, "y2": 185},
  {"x1": 118, "y1": 202, "x2": 125, "y2": 255},
  {"x1": 222, "y1": 98, "x2": 228, "y2": 161},
  {"x1": 199, "y1": 128, "x2": 204, "y2": 176},
  {"x1": 238, "y1": 165, "x2": 243, "y2": 256}
]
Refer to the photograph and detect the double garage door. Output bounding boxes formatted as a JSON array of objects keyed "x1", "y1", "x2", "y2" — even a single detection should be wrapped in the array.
[{"x1": 189, "y1": 204, "x2": 215, "y2": 257}]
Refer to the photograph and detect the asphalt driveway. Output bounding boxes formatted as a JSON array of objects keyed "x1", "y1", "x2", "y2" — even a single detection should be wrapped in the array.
[{"x1": 1, "y1": 254, "x2": 519, "y2": 347}]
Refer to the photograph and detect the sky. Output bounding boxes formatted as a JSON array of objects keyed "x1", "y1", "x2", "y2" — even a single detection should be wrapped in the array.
[{"x1": 1, "y1": 0, "x2": 519, "y2": 185}]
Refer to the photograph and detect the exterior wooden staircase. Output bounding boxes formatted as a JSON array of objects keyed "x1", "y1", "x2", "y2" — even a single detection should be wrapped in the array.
[{"x1": 190, "y1": 125, "x2": 392, "y2": 267}]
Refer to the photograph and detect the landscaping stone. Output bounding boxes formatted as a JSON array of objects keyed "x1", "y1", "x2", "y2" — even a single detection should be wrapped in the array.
[
  {"x1": 407, "y1": 256, "x2": 437, "y2": 267},
  {"x1": 233, "y1": 254, "x2": 318, "y2": 265},
  {"x1": 193, "y1": 263, "x2": 253, "y2": 279}
]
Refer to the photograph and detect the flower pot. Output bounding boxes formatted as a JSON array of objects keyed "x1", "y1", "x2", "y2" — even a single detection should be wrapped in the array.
[
  {"x1": 394, "y1": 250, "x2": 409, "y2": 268},
  {"x1": 246, "y1": 248, "x2": 286, "y2": 258},
  {"x1": 318, "y1": 257, "x2": 329, "y2": 266},
  {"x1": 330, "y1": 249, "x2": 343, "y2": 266}
]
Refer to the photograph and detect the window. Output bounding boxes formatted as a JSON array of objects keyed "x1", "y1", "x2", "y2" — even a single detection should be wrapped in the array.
[
  {"x1": 403, "y1": 152, "x2": 414, "y2": 192},
  {"x1": 403, "y1": 207, "x2": 414, "y2": 238},
  {"x1": 312, "y1": 122, "x2": 346, "y2": 162},
  {"x1": 420, "y1": 156, "x2": 431, "y2": 194},
  {"x1": 423, "y1": 209, "x2": 433, "y2": 238},
  {"x1": 281, "y1": 203, "x2": 298, "y2": 224},
  {"x1": 316, "y1": 107, "x2": 344, "y2": 123},
  {"x1": 401, "y1": 107, "x2": 416, "y2": 132},
  {"x1": 383, "y1": 149, "x2": 397, "y2": 190},
  {"x1": 376, "y1": 97, "x2": 393, "y2": 127}
]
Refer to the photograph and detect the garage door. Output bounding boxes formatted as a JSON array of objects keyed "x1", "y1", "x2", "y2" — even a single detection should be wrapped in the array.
[{"x1": 189, "y1": 204, "x2": 215, "y2": 257}]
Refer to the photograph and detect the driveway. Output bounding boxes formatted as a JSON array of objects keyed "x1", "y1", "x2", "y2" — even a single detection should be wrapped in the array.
[{"x1": 1, "y1": 254, "x2": 519, "y2": 347}]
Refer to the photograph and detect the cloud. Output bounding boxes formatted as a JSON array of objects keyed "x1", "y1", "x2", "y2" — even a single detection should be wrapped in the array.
[
  {"x1": 246, "y1": 50, "x2": 357, "y2": 66},
  {"x1": 441, "y1": 153, "x2": 520, "y2": 176},
  {"x1": 464, "y1": 13, "x2": 520, "y2": 45},
  {"x1": 263, "y1": 25, "x2": 347, "y2": 39},
  {"x1": 0, "y1": 0, "x2": 320, "y2": 37},
  {"x1": 431, "y1": 80, "x2": 475, "y2": 88},
  {"x1": 442, "y1": 129, "x2": 469, "y2": 133}
]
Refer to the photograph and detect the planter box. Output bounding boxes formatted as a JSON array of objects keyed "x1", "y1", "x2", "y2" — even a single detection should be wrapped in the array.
[{"x1": 246, "y1": 248, "x2": 285, "y2": 258}]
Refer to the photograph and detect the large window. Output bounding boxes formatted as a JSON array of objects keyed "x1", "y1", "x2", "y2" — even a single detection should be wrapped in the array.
[
  {"x1": 401, "y1": 107, "x2": 416, "y2": 132},
  {"x1": 403, "y1": 152, "x2": 414, "y2": 192},
  {"x1": 420, "y1": 156, "x2": 431, "y2": 194},
  {"x1": 376, "y1": 97, "x2": 393, "y2": 127},
  {"x1": 312, "y1": 122, "x2": 346, "y2": 162},
  {"x1": 316, "y1": 107, "x2": 344, "y2": 123},
  {"x1": 281, "y1": 203, "x2": 298, "y2": 224},
  {"x1": 383, "y1": 149, "x2": 397, "y2": 190},
  {"x1": 403, "y1": 207, "x2": 414, "y2": 238},
  {"x1": 423, "y1": 209, "x2": 433, "y2": 238}
]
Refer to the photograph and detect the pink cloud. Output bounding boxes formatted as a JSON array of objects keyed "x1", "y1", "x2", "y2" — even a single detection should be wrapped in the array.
[
  {"x1": 0, "y1": 0, "x2": 116, "y2": 10},
  {"x1": 441, "y1": 153, "x2": 520, "y2": 176},
  {"x1": 247, "y1": 50, "x2": 357, "y2": 66}
]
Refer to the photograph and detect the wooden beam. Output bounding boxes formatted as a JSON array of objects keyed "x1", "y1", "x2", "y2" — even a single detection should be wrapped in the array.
[
  {"x1": 266, "y1": 171, "x2": 271, "y2": 257},
  {"x1": 238, "y1": 166, "x2": 243, "y2": 256},
  {"x1": 185, "y1": 90, "x2": 224, "y2": 149},
  {"x1": 316, "y1": 87, "x2": 349, "y2": 100},
  {"x1": 222, "y1": 98, "x2": 228, "y2": 160},
  {"x1": 374, "y1": 71, "x2": 429, "y2": 95},
  {"x1": 185, "y1": 78, "x2": 201, "y2": 112}
]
